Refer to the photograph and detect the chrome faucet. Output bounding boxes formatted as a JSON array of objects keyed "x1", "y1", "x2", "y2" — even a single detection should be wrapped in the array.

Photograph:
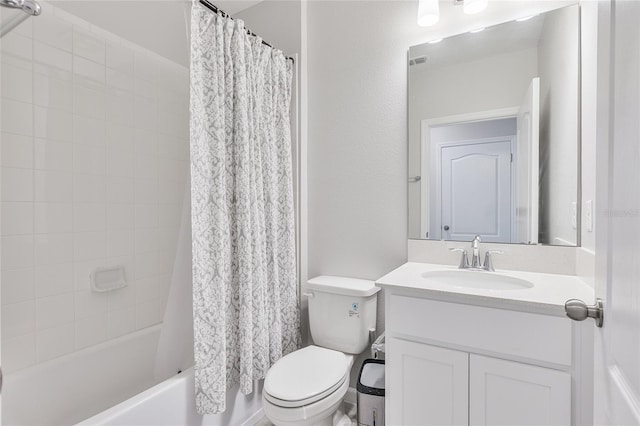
[
  {"x1": 470, "y1": 235, "x2": 482, "y2": 268},
  {"x1": 449, "y1": 235, "x2": 503, "y2": 271}
]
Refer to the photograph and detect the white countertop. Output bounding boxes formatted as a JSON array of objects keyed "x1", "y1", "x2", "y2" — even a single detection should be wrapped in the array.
[{"x1": 376, "y1": 262, "x2": 595, "y2": 316}]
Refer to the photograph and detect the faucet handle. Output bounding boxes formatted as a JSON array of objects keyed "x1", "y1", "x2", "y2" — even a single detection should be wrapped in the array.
[
  {"x1": 449, "y1": 248, "x2": 469, "y2": 269},
  {"x1": 483, "y1": 250, "x2": 503, "y2": 272}
]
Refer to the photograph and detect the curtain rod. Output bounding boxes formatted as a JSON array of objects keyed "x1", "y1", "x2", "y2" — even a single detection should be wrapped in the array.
[{"x1": 198, "y1": 0, "x2": 294, "y2": 63}]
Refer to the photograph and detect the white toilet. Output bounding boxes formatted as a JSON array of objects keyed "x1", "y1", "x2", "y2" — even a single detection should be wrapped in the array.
[{"x1": 262, "y1": 276, "x2": 380, "y2": 426}]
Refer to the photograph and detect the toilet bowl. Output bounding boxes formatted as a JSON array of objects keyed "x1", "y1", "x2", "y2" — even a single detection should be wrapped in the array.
[
  {"x1": 262, "y1": 346, "x2": 354, "y2": 426},
  {"x1": 262, "y1": 276, "x2": 380, "y2": 426}
]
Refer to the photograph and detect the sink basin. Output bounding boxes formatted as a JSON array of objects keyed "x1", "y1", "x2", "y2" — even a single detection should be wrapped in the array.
[{"x1": 421, "y1": 270, "x2": 534, "y2": 291}]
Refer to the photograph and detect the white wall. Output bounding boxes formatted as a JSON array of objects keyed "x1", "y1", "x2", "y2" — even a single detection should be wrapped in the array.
[
  {"x1": 538, "y1": 5, "x2": 580, "y2": 246},
  {"x1": 0, "y1": 0, "x2": 189, "y2": 406}
]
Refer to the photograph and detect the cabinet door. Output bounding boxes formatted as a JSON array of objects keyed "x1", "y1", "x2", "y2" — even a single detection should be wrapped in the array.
[
  {"x1": 469, "y1": 354, "x2": 571, "y2": 426},
  {"x1": 387, "y1": 338, "x2": 469, "y2": 426}
]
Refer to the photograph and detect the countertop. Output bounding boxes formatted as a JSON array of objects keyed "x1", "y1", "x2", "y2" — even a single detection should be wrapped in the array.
[{"x1": 376, "y1": 262, "x2": 595, "y2": 316}]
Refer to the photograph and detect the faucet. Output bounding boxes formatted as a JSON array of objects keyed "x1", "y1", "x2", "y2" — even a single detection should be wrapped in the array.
[
  {"x1": 470, "y1": 235, "x2": 482, "y2": 268},
  {"x1": 449, "y1": 235, "x2": 503, "y2": 271}
]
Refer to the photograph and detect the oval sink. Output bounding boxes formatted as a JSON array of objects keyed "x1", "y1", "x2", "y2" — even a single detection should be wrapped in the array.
[{"x1": 420, "y1": 270, "x2": 534, "y2": 291}]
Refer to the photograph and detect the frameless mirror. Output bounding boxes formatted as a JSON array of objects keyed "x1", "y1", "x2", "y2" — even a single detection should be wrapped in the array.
[{"x1": 408, "y1": 5, "x2": 580, "y2": 246}]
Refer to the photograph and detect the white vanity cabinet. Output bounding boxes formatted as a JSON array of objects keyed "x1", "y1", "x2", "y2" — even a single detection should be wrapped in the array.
[{"x1": 383, "y1": 292, "x2": 574, "y2": 426}]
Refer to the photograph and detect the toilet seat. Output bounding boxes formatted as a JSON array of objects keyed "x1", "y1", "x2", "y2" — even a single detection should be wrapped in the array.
[{"x1": 263, "y1": 346, "x2": 350, "y2": 408}]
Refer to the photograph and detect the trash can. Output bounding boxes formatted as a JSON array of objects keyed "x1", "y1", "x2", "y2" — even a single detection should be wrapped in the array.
[{"x1": 357, "y1": 358, "x2": 385, "y2": 426}]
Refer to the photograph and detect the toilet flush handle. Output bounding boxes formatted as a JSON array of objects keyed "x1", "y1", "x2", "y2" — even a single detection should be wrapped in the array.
[{"x1": 302, "y1": 291, "x2": 314, "y2": 298}]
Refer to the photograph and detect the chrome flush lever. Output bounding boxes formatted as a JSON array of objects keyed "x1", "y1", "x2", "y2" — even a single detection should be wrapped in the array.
[{"x1": 565, "y1": 298, "x2": 604, "y2": 327}]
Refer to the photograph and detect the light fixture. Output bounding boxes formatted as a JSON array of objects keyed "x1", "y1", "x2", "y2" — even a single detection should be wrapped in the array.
[
  {"x1": 463, "y1": 0, "x2": 488, "y2": 15},
  {"x1": 417, "y1": 0, "x2": 439, "y2": 27}
]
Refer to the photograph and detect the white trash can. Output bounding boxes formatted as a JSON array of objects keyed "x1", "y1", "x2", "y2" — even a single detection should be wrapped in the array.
[{"x1": 357, "y1": 359, "x2": 385, "y2": 426}]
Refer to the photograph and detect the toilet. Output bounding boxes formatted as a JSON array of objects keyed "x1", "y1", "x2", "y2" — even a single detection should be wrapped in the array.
[{"x1": 262, "y1": 276, "x2": 380, "y2": 426}]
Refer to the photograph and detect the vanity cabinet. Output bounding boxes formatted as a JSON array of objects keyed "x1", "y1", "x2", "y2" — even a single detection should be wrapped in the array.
[{"x1": 384, "y1": 293, "x2": 573, "y2": 426}]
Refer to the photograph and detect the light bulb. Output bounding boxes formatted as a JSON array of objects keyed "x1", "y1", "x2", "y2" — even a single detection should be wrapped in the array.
[
  {"x1": 463, "y1": 0, "x2": 488, "y2": 15},
  {"x1": 418, "y1": 0, "x2": 439, "y2": 27}
]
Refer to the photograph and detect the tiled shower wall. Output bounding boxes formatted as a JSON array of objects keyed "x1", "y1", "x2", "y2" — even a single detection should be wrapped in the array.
[{"x1": 0, "y1": 3, "x2": 189, "y2": 373}]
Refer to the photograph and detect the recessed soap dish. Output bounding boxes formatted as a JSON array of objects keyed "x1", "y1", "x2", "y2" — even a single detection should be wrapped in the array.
[{"x1": 90, "y1": 266, "x2": 127, "y2": 292}]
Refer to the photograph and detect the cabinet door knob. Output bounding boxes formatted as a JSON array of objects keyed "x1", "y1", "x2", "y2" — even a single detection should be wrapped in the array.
[
  {"x1": 564, "y1": 298, "x2": 604, "y2": 327},
  {"x1": 444, "y1": 225, "x2": 450, "y2": 231}
]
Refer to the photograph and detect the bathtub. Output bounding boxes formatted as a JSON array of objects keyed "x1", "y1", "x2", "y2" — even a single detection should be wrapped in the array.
[
  {"x1": 3, "y1": 326, "x2": 164, "y2": 426},
  {"x1": 78, "y1": 368, "x2": 264, "y2": 426}
]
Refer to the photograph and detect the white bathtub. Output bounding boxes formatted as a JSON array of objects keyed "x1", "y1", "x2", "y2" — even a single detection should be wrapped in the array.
[
  {"x1": 3, "y1": 325, "x2": 165, "y2": 426},
  {"x1": 78, "y1": 368, "x2": 264, "y2": 426}
]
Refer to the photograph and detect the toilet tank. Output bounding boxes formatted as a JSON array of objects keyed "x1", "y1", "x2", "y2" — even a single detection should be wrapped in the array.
[{"x1": 307, "y1": 276, "x2": 380, "y2": 354}]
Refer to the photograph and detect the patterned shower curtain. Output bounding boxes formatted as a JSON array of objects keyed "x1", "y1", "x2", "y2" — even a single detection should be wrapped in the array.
[{"x1": 189, "y1": 2, "x2": 300, "y2": 415}]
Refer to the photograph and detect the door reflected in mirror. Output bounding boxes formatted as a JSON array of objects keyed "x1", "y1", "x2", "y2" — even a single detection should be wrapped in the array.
[{"x1": 408, "y1": 5, "x2": 580, "y2": 246}]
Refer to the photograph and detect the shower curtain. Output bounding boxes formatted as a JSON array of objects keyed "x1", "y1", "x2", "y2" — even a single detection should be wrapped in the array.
[{"x1": 189, "y1": 2, "x2": 300, "y2": 415}]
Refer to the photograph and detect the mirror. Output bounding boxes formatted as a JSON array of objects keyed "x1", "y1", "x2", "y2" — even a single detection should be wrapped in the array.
[{"x1": 408, "y1": 5, "x2": 580, "y2": 246}]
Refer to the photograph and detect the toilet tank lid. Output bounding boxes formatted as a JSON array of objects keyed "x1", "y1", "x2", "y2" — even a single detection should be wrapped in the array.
[{"x1": 307, "y1": 276, "x2": 380, "y2": 297}]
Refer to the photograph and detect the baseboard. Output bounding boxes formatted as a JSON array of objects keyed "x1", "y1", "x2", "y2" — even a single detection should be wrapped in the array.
[
  {"x1": 240, "y1": 408, "x2": 264, "y2": 426},
  {"x1": 345, "y1": 387, "x2": 358, "y2": 405}
]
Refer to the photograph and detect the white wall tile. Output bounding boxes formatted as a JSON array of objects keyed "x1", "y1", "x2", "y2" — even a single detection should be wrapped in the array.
[
  {"x1": 107, "y1": 284, "x2": 135, "y2": 312},
  {"x1": 33, "y1": 41, "x2": 72, "y2": 72},
  {"x1": 133, "y1": 96, "x2": 156, "y2": 130},
  {"x1": 74, "y1": 115, "x2": 105, "y2": 145},
  {"x1": 34, "y1": 202, "x2": 73, "y2": 233},
  {"x1": 2, "y1": 269, "x2": 35, "y2": 305},
  {"x1": 106, "y1": 177, "x2": 134, "y2": 204},
  {"x1": 1, "y1": 235, "x2": 34, "y2": 270},
  {"x1": 73, "y1": 142, "x2": 106, "y2": 175},
  {"x1": 107, "y1": 307, "x2": 135, "y2": 339},
  {"x1": 75, "y1": 313, "x2": 107, "y2": 349},
  {"x1": 1, "y1": 33, "x2": 33, "y2": 70},
  {"x1": 134, "y1": 155, "x2": 158, "y2": 180},
  {"x1": 73, "y1": 174, "x2": 106, "y2": 203},
  {"x1": 135, "y1": 204, "x2": 159, "y2": 229},
  {"x1": 2, "y1": 99, "x2": 33, "y2": 136},
  {"x1": 34, "y1": 138, "x2": 73, "y2": 171},
  {"x1": 106, "y1": 43, "x2": 134, "y2": 75},
  {"x1": 3, "y1": 333, "x2": 36, "y2": 373},
  {"x1": 33, "y1": 13, "x2": 73, "y2": 52},
  {"x1": 36, "y1": 292, "x2": 74, "y2": 330},
  {"x1": 106, "y1": 140, "x2": 134, "y2": 177},
  {"x1": 134, "y1": 251, "x2": 159, "y2": 279},
  {"x1": 34, "y1": 170, "x2": 73, "y2": 202},
  {"x1": 134, "y1": 228, "x2": 158, "y2": 254},
  {"x1": 134, "y1": 78, "x2": 155, "y2": 100},
  {"x1": 134, "y1": 276, "x2": 160, "y2": 304},
  {"x1": 35, "y1": 233, "x2": 74, "y2": 266},
  {"x1": 134, "y1": 52, "x2": 157, "y2": 83},
  {"x1": 73, "y1": 231, "x2": 106, "y2": 261},
  {"x1": 2, "y1": 300, "x2": 35, "y2": 338},
  {"x1": 35, "y1": 263, "x2": 74, "y2": 298},
  {"x1": 106, "y1": 203, "x2": 134, "y2": 230},
  {"x1": 34, "y1": 106, "x2": 73, "y2": 141},
  {"x1": 107, "y1": 230, "x2": 134, "y2": 257},
  {"x1": 134, "y1": 178, "x2": 158, "y2": 204},
  {"x1": 73, "y1": 84, "x2": 106, "y2": 119},
  {"x1": 73, "y1": 56, "x2": 105, "y2": 86},
  {"x1": 106, "y1": 123, "x2": 133, "y2": 146},
  {"x1": 2, "y1": 63, "x2": 33, "y2": 103},
  {"x1": 106, "y1": 68, "x2": 133, "y2": 92},
  {"x1": 73, "y1": 203, "x2": 106, "y2": 232},
  {"x1": 1, "y1": 168, "x2": 33, "y2": 202},
  {"x1": 106, "y1": 89, "x2": 134, "y2": 126},
  {"x1": 1, "y1": 202, "x2": 34, "y2": 235},
  {"x1": 135, "y1": 298, "x2": 162, "y2": 329},
  {"x1": 74, "y1": 290, "x2": 107, "y2": 320},
  {"x1": 33, "y1": 72, "x2": 73, "y2": 111},
  {"x1": 73, "y1": 28, "x2": 105, "y2": 64},
  {"x1": 134, "y1": 128, "x2": 157, "y2": 154},
  {"x1": 1, "y1": 132, "x2": 33, "y2": 169},
  {"x1": 36, "y1": 323, "x2": 74, "y2": 362}
]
